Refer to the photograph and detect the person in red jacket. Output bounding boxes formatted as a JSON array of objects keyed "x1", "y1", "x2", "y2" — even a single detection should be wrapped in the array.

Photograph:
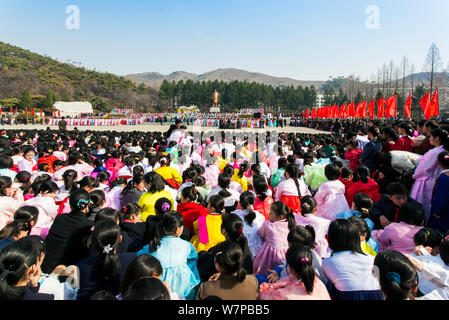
[
  {"x1": 177, "y1": 186, "x2": 208, "y2": 235},
  {"x1": 252, "y1": 174, "x2": 274, "y2": 221},
  {"x1": 339, "y1": 167, "x2": 354, "y2": 200},
  {"x1": 346, "y1": 166, "x2": 381, "y2": 206},
  {"x1": 391, "y1": 123, "x2": 414, "y2": 152},
  {"x1": 344, "y1": 140, "x2": 362, "y2": 172}
]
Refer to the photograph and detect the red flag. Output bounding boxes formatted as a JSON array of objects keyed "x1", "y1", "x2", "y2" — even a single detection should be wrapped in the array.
[
  {"x1": 404, "y1": 93, "x2": 412, "y2": 119},
  {"x1": 311, "y1": 108, "x2": 317, "y2": 118},
  {"x1": 377, "y1": 98, "x2": 384, "y2": 119},
  {"x1": 348, "y1": 102, "x2": 355, "y2": 117},
  {"x1": 354, "y1": 102, "x2": 362, "y2": 118},
  {"x1": 306, "y1": 109, "x2": 310, "y2": 118},
  {"x1": 58, "y1": 110, "x2": 61, "y2": 118},
  {"x1": 340, "y1": 104, "x2": 347, "y2": 118},
  {"x1": 25, "y1": 108, "x2": 28, "y2": 116},
  {"x1": 419, "y1": 91, "x2": 431, "y2": 119},
  {"x1": 384, "y1": 95, "x2": 398, "y2": 118},
  {"x1": 31, "y1": 108, "x2": 34, "y2": 116},
  {"x1": 428, "y1": 88, "x2": 439, "y2": 119},
  {"x1": 361, "y1": 100, "x2": 367, "y2": 118},
  {"x1": 0, "y1": 106, "x2": 2, "y2": 116},
  {"x1": 368, "y1": 100, "x2": 375, "y2": 119}
]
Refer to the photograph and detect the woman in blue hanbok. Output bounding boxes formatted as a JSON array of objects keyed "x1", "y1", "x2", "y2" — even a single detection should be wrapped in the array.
[{"x1": 137, "y1": 212, "x2": 200, "y2": 299}]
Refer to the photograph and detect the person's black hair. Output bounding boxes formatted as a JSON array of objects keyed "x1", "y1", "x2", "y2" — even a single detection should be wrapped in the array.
[
  {"x1": 208, "y1": 195, "x2": 225, "y2": 214},
  {"x1": 181, "y1": 186, "x2": 204, "y2": 205},
  {"x1": 285, "y1": 163, "x2": 303, "y2": 200},
  {"x1": 437, "y1": 151, "x2": 449, "y2": 169},
  {"x1": 0, "y1": 236, "x2": 45, "y2": 300},
  {"x1": 182, "y1": 167, "x2": 198, "y2": 183},
  {"x1": 270, "y1": 201, "x2": 296, "y2": 230},
  {"x1": 37, "y1": 162, "x2": 50, "y2": 173},
  {"x1": 124, "y1": 277, "x2": 170, "y2": 300},
  {"x1": 108, "y1": 177, "x2": 127, "y2": 191},
  {"x1": 386, "y1": 182, "x2": 407, "y2": 197},
  {"x1": 398, "y1": 122, "x2": 414, "y2": 137},
  {"x1": 15, "y1": 171, "x2": 32, "y2": 193},
  {"x1": 120, "y1": 203, "x2": 140, "y2": 220},
  {"x1": 14, "y1": 206, "x2": 39, "y2": 227},
  {"x1": 62, "y1": 169, "x2": 78, "y2": 192},
  {"x1": 398, "y1": 202, "x2": 424, "y2": 226},
  {"x1": 413, "y1": 228, "x2": 443, "y2": 249},
  {"x1": 89, "y1": 290, "x2": 117, "y2": 300},
  {"x1": 214, "y1": 241, "x2": 247, "y2": 282},
  {"x1": 382, "y1": 127, "x2": 399, "y2": 142},
  {"x1": 250, "y1": 163, "x2": 261, "y2": 176},
  {"x1": 327, "y1": 219, "x2": 364, "y2": 254},
  {"x1": 91, "y1": 220, "x2": 122, "y2": 282},
  {"x1": 217, "y1": 173, "x2": 232, "y2": 198},
  {"x1": 122, "y1": 174, "x2": 144, "y2": 196},
  {"x1": 353, "y1": 193, "x2": 373, "y2": 218},
  {"x1": 356, "y1": 165, "x2": 370, "y2": 184},
  {"x1": 222, "y1": 165, "x2": 234, "y2": 177},
  {"x1": 120, "y1": 254, "x2": 163, "y2": 298},
  {"x1": 300, "y1": 195, "x2": 317, "y2": 215},
  {"x1": 239, "y1": 191, "x2": 257, "y2": 226},
  {"x1": 348, "y1": 215, "x2": 371, "y2": 242},
  {"x1": 324, "y1": 164, "x2": 340, "y2": 181},
  {"x1": 340, "y1": 167, "x2": 354, "y2": 180},
  {"x1": 97, "y1": 171, "x2": 111, "y2": 184},
  {"x1": 148, "y1": 211, "x2": 183, "y2": 253},
  {"x1": 69, "y1": 189, "x2": 91, "y2": 211},
  {"x1": 94, "y1": 208, "x2": 121, "y2": 225},
  {"x1": 88, "y1": 189, "x2": 105, "y2": 211},
  {"x1": 374, "y1": 250, "x2": 418, "y2": 300},
  {"x1": 277, "y1": 157, "x2": 288, "y2": 169},
  {"x1": 287, "y1": 225, "x2": 316, "y2": 249},
  {"x1": 38, "y1": 181, "x2": 59, "y2": 196},
  {"x1": 0, "y1": 157, "x2": 13, "y2": 170},
  {"x1": 0, "y1": 176, "x2": 12, "y2": 196},
  {"x1": 143, "y1": 172, "x2": 165, "y2": 194},
  {"x1": 154, "y1": 197, "x2": 172, "y2": 216},
  {"x1": 285, "y1": 244, "x2": 315, "y2": 294},
  {"x1": 221, "y1": 213, "x2": 248, "y2": 253},
  {"x1": 367, "y1": 126, "x2": 380, "y2": 138},
  {"x1": 0, "y1": 220, "x2": 32, "y2": 240},
  {"x1": 252, "y1": 174, "x2": 268, "y2": 202},
  {"x1": 237, "y1": 161, "x2": 249, "y2": 179}
]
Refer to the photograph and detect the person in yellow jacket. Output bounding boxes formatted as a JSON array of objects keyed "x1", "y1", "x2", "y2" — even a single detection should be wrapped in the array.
[
  {"x1": 232, "y1": 161, "x2": 250, "y2": 192},
  {"x1": 138, "y1": 171, "x2": 174, "y2": 222},
  {"x1": 190, "y1": 195, "x2": 226, "y2": 252},
  {"x1": 155, "y1": 156, "x2": 182, "y2": 189},
  {"x1": 217, "y1": 149, "x2": 230, "y2": 172}
]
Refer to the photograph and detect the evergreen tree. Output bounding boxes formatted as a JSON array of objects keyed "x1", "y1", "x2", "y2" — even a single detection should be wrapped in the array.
[{"x1": 20, "y1": 89, "x2": 32, "y2": 111}]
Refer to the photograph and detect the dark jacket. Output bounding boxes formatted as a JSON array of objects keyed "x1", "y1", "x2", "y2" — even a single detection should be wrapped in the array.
[
  {"x1": 121, "y1": 188, "x2": 145, "y2": 207},
  {"x1": 360, "y1": 139, "x2": 382, "y2": 174},
  {"x1": 197, "y1": 240, "x2": 253, "y2": 282},
  {"x1": 370, "y1": 194, "x2": 423, "y2": 230},
  {"x1": 42, "y1": 211, "x2": 93, "y2": 274},
  {"x1": 121, "y1": 222, "x2": 146, "y2": 252},
  {"x1": 142, "y1": 215, "x2": 191, "y2": 246},
  {"x1": 22, "y1": 285, "x2": 55, "y2": 300},
  {"x1": 76, "y1": 252, "x2": 136, "y2": 300}
]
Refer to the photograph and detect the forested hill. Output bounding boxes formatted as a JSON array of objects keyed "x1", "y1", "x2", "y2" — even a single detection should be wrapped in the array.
[{"x1": 0, "y1": 42, "x2": 164, "y2": 112}]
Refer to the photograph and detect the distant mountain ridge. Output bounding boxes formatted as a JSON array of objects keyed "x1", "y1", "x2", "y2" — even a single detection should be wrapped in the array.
[{"x1": 126, "y1": 68, "x2": 326, "y2": 90}]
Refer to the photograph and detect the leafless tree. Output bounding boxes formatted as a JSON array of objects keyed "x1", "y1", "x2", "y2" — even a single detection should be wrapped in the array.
[{"x1": 423, "y1": 43, "x2": 444, "y2": 93}]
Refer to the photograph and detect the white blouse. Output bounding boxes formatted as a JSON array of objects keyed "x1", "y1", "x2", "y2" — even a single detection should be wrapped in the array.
[
  {"x1": 233, "y1": 209, "x2": 265, "y2": 258},
  {"x1": 322, "y1": 251, "x2": 380, "y2": 292}
]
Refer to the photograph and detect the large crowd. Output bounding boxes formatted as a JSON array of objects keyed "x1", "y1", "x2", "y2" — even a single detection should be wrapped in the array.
[{"x1": 0, "y1": 116, "x2": 448, "y2": 301}]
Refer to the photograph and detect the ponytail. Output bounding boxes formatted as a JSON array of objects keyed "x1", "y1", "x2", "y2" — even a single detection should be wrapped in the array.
[
  {"x1": 214, "y1": 241, "x2": 247, "y2": 283},
  {"x1": 92, "y1": 220, "x2": 121, "y2": 282},
  {"x1": 286, "y1": 244, "x2": 315, "y2": 294},
  {"x1": 62, "y1": 169, "x2": 78, "y2": 192},
  {"x1": 239, "y1": 192, "x2": 256, "y2": 226},
  {"x1": 286, "y1": 164, "x2": 302, "y2": 200},
  {"x1": 238, "y1": 161, "x2": 249, "y2": 179},
  {"x1": 286, "y1": 208, "x2": 297, "y2": 230},
  {"x1": 357, "y1": 166, "x2": 370, "y2": 184}
]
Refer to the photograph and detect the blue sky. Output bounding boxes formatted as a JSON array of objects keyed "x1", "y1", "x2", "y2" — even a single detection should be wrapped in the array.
[{"x1": 0, "y1": 0, "x2": 448, "y2": 80}]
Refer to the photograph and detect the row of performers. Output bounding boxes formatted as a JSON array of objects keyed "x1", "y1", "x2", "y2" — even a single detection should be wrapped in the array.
[
  {"x1": 47, "y1": 118, "x2": 145, "y2": 126},
  {"x1": 190, "y1": 118, "x2": 291, "y2": 128}
]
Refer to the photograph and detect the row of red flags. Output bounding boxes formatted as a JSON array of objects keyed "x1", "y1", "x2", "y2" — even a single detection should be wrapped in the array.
[
  {"x1": 0, "y1": 107, "x2": 61, "y2": 118},
  {"x1": 302, "y1": 89, "x2": 439, "y2": 120}
]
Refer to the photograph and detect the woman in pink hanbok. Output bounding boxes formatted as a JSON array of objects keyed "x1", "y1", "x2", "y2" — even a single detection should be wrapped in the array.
[
  {"x1": 314, "y1": 164, "x2": 350, "y2": 221},
  {"x1": 410, "y1": 128, "x2": 447, "y2": 224},
  {"x1": 258, "y1": 245, "x2": 331, "y2": 300},
  {"x1": 253, "y1": 201, "x2": 297, "y2": 275},
  {"x1": 295, "y1": 196, "x2": 331, "y2": 259}
]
